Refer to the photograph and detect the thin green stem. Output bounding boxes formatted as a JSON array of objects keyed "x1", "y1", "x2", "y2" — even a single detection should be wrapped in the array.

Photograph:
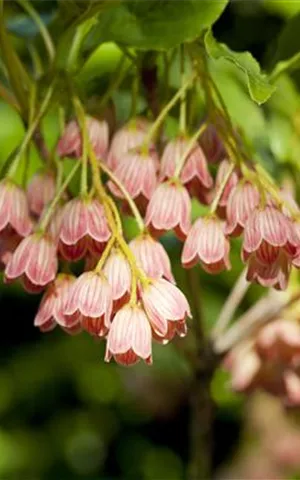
[
  {"x1": 210, "y1": 161, "x2": 235, "y2": 214},
  {"x1": 211, "y1": 268, "x2": 249, "y2": 340},
  {"x1": 17, "y1": 0, "x2": 55, "y2": 62},
  {"x1": 130, "y1": 69, "x2": 139, "y2": 118},
  {"x1": 95, "y1": 235, "x2": 116, "y2": 272},
  {"x1": 7, "y1": 81, "x2": 55, "y2": 178},
  {"x1": 174, "y1": 122, "x2": 207, "y2": 177},
  {"x1": 22, "y1": 82, "x2": 37, "y2": 187},
  {"x1": 28, "y1": 43, "x2": 43, "y2": 78},
  {"x1": 0, "y1": 82, "x2": 20, "y2": 112},
  {"x1": 179, "y1": 44, "x2": 187, "y2": 134},
  {"x1": 73, "y1": 97, "x2": 89, "y2": 195},
  {"x1": 100, "y1": 162, "x2": 145, "y2": 232},
  {"x1": 99, "y1": 55, "x2": 129, "y2": 110},
  {"x1": 39, "y1": 162, "x2": 80, "y2": 230},
  {"x1": 143, "y1": 75, "x2": 194, "y2": 148}
]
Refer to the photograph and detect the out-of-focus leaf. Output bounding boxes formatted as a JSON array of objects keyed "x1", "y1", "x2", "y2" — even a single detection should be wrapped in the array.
[
  {"x1": 77, "y1": 42, "x2": 124, "y2": 86},
  {"x1": 266, "y1": 75, "x2": 300, "y2": 116},
  {"x1": 211, "y1": 368, "x2": 242, "y2": 409},
  {"x1": 263, "y1": 0, "x2": 300, "y2": 19},
  {"x1": 6, "y1": 12, "x2": 54, "y2": 38},
  {"x1": 58, "y1": 0, "x2": 112, "y2": 30},
  {"x1": 270, "y1": 13, "x2": 300, "y2": 81},
  {"x1": 204, "y1": 30, "x2": 276, "y2": 104},
  {"x1": 86, "y1": 0, "x2": 229, "y2": 50}
]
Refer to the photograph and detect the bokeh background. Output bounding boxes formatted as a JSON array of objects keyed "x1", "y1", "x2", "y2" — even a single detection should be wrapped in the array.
[{"x1": 1, "y1": 1, "x2": 300, "y2": 478}]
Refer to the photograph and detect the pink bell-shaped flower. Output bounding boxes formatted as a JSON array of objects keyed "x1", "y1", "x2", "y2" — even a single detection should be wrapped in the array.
[
  {"x1": 145, "y1": 180, "x2": 191, "y2": 240},
  {"x1": 57, "y1": 116, "x2": 109, "y2": 160},
  {"x1": 129, "y1": 234, "x2": 174, "y2": 283},
  {"x1": 141, "y1": 278, "x2": 191, "y2": 341},
  {"x1": 108, "y1": 148, "x2": 157, "y2": 212},
  {"x1": 226, "y1": 181, "x2": 260, "y2": 236},
  {"x1": 242, "y1": 206, "x2": 299, "y2": 289},
  {"x1": 34, "y1": 273, "x2": 81, "y2": 334},
  {"x1": 0, "y1": 180, "x2": 33, "y2": 237},
  {"x1": 27, "y1": 171, "x2": 56, "y2": 217},
  {"x1": 160, "y1": 137, "x2": 213, "y2": 203},
  {"x1": 5, "y1": 232, "x2": 58, "y2": 293},
  {"x1": 106, "y1": 118, "x2": 153, "y2": 171},
  {"x1": 182, "y1": 216, "x2": 231, "y2": 273},
  {"x1": 59, "y1": 197, "x2": 111, "y2": 261},
  {"x1": 105, "y1": 304, "x2": 152, "y2": 366},
  {"x1": 65, "y1": 271, "x2": 113, "y2": 337},
  {"x1": 200, "y1": 123, "x2": 226, "y2": 164},
  {"x1": 103, "y1": 249, "x2": 132, "y2": 310},
  {"x1": 245, "y1": 247, "x2": 291, "y2": 290}
]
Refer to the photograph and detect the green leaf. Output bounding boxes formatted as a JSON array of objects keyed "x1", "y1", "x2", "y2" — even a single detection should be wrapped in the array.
[
  {"x1": 204, "y1": 30, "x2": 276, "y2": 105},
  {"x1": 86, "y1": 0, "x2": 228, "y2": 51},
  {"x1": 209, "y1": 60, "x2": 267, "y2": 141},
  {"x1": 58, "y1": 0, "x2": 112, "y2": 30},
  {"x1": 270, "y1": 13, "x2": 300, "y2": 81},
  {"x1": 263, "y1": 0, "x2": 300, "y2": 19}
]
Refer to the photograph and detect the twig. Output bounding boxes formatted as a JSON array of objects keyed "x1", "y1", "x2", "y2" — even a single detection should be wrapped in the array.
[
  {"x1": 213, "y1": 290, "x2": 300, "y2": 354},
  {"x1": 211, "y1": 268, "x2": 249, "y2": 340}
]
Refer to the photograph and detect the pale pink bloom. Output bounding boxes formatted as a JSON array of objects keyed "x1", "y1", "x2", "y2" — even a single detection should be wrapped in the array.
[
  {"x1": 145, "y1": 180, "x2": 191, "y2": 240},
  {"x1": 225, "y1": 320, "x2": 300, "y2": 406},
  {"x1": 257, "y1": 319, "x2": 300, "y2": 356},
  {"x1": 106, "y1": 118, "x2": 154, "y2": 171},
  {"x1": 141, "y1": 278, "x2": 191, "y2": 340},
  {"x1": 214, "y1": 159, "x2": 239, "y2": 218},
  {"x1": 0, "y1": 180, "x2": 33, "y2": 237},
  {"x1": 34, "y1": 274, "x2": 81, "y2": 334},
  {"x1": 226, "y1": 181, "x2": 260, "y2": 236},
  {"x1": 57, "y1": 116, "x2": 109, "y2": 160},
  {"x1": 108, "y1": 148, "x2": 157, "y2": 212},
  {"x1": 246, "y1": 250, "x2": 291, "y2": 290},
  {"x1": 129, "y1": 234, "x2": 174, "y2": 283},
  {"x1": 105, "y1": 304, "x2": 152, "y2": 366},
  {"x1": 0, "y1": 229, "x2": 21, "y2": 269},
  {"x1": 224, "y1": 341, "x2": 261, "y2": 392},
  {"x1": 159, "y1": 137, "x2": 213, "y2": 201},
  {"x1": 243, "y1": 206, "x2": 298, "y2": 254},
  {"x1": 182, "y1": 216, "x2": 231, "y2": 274},
  {"x1": 27, "y1": 171, "x2": 56, "y2": 217},
  {"x1": 5, "y1": 233, "x2": 57, "y2": 293},
  {"x1": 59, "y1": 197, "x2": 111, "y2": 261},
  {"x1": 200, "y1": 123, "x2": 226, "y2": 164},
  {"x1": 242, "y1": 205, "x2": 299, "y2": 289},
  {"x1": 103, "y1": 249, "x2": 131, "y2": 309},
  {"x1": 65, "y1": 271, "x2": 112, "y2": 336}
]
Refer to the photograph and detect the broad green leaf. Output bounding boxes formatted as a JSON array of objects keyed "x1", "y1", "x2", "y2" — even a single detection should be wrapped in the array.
[
  {"x1": 204, "y1": 30, "x2": 276, "y2": 105},
  {"x1": 209, "y1": 60, "x2": 267, "y2": 141},
  {"x1": 86, "y1": 0, "x2": 229, "y2": 51}
]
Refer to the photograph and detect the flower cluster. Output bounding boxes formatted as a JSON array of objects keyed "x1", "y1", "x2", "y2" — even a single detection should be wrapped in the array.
[{"x1": 3, "y1": 102, "x2": 300, "y2": 367}]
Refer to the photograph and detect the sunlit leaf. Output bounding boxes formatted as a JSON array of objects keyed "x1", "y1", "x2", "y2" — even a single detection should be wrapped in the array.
[{"x1": 204, "y1": 30, "x2": 276, "y2": 104}]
